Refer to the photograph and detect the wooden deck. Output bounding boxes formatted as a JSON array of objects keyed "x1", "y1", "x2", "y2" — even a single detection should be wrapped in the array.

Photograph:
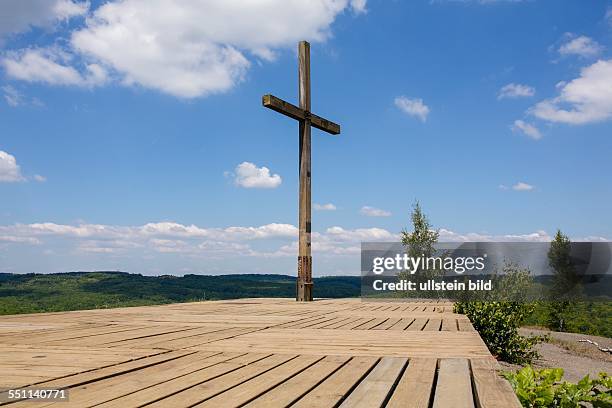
[{"x1": 0, "y1": 298, "x2": 520, "y2": 407}]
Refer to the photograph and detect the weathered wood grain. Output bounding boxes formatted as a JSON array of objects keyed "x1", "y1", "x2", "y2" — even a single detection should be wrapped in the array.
[
  {"x1": 387, "y1": 357, "x2": 437, "y2": 408},
  {"x1": 338, "y1": 357, "x2": 407, "y2": 407},
  {"x1": 433, "y1": 358, "x2": 475, "y2": 408},
  {"x1": 471, "y1": 358, "x2": 522, "y2": 408},
  {"x1": 0, "y1": 298, "x2": 520, "y2": 407},
  {"x1": 262, "y1": 41, "x2": 341, "y2": 301}
]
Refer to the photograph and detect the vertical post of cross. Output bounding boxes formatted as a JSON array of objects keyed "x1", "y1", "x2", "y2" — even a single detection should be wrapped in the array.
[
  {"x1": 262, "y1": 41, "x2": 340, "y2": 302},
  {"x1": 297, "y1": 41, "x2": 313, "y2": 302}
]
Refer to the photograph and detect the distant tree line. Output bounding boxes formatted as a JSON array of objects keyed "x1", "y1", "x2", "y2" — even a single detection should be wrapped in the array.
[{"x1": 0, "y1": 272, "x2": 360, "y2": 315}]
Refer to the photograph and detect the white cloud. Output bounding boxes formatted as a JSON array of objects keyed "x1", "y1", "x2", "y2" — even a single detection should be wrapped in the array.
[
  {"x1": 511, "y1": 119, "x2": 542, "y2": 140},
  {"x1": 1, "y1": 85, "x2": 43, "y2": 107},
  {"x1": 325, "y1": 226, "x2": 396, "y2": 241},
  {"x1": 2, "y1": 48, "x2": 107, "y2": 87},
  {"x1": 18, "y1": 221, "x2": 297, "y2": 241},
  {"x1": 2, "y1": 220, "x2": 609, "y2": 274},
  {"x1": 2, "y1": 85, "x2": 24, "y2": 107},
  {"x1": 0, "y1": 0, "x2": 88, "y2": 39},
  {"x1": 438, "y1": 228, "x2": 551, "y2": 242},
  {"x1": 498, "y1": 83, "x2": 535, "y2": 99},
  {"x1": 140, "y1": 222, "x2": 298, "y2": 241},
  {"x1": 1, "y1": 0, "x2": 366, "y2": 98},
  {"x1": 52, "y1": 0, "x2": 89, "y2": 19},
  {"x1": 499, "y1": 182, "x2": 534, "y2": 191},
  {"x1": 394, "y1": 96, "x2": 430, "y2": 122},
  {"x1": 0, "y1": 235, "x2": 41, "y2": 244},
  {"x1": 573, "y1": 235, "x2": 611, "y2": 242},
  {"x1": 265, "y1": 240, "x2": 361, "y2": 258},
  {"x1": 4, "y1": 221, "x2": 608, "y2": 250},
  {"x1": 140, "y1": 222, "x2": 209, "y2": 238},
  {"x1": 33, "y1": 174, "x2": 46, "y2": 182},
  {"x1": 349, "y1": 0, "x2": 367, "y2": 14},
  {"x1": 314, "y1": 203, "x2": 337, "y2": 211},
  {"x1": 0, "y1": 221, "x2": 390, "y2": 259},
  {"x1": 217, "y1": 223, "x2": 297, "y2": 240},
  {"x1": 530, "y1": 59, "x2": 612, "y2": 125},
  {"x1": 360, "y1": 206, "x2": 391, "y2": 217},
  {"x1": 77, "y1": 239, "x2": 142, "y2": 254},
  {"x1": 232, "y1": 161, "x2": 282, "y2": 189},
  {"x1": 558, "y1": 35, "x2": 603, "y2": 58},
  {"x1": 0, "y1": 150, "x2": 25, "y2": 182},
  {"x1": 512, "y1": 182, "x2": 534, "y2": 191},
  {"x1": 26, "y1": 222, "x2": 124, "y2": 238}
]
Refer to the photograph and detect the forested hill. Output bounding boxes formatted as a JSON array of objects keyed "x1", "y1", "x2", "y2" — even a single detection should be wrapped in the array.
[{"x1": 0, "y1": 272, "x2": 360, "y2": 315}]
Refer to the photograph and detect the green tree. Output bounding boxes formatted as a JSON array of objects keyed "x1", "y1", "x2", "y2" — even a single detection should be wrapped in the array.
[
  {"x1": 400, "y1": 201, "x2": 439, "y2": 259},
  {"x1": 399, "y1": 202, "x2": 442, "y2": 298},
  {"x1": 547, "y1": 230, "x2": 580, "y2": 331}
]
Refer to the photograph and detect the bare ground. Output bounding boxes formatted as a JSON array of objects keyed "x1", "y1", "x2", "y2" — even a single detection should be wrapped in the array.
[{"x1": 498, "y1": 327, "x2": 612, "y2": 383}]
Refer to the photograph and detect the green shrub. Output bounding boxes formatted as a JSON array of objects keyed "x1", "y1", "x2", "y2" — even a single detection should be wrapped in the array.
[
  {"x1": 454, "y1": 301, "x2": 546, "y2": 364},
  {"x1": 454, "y1": 262, "x2": 546, "y2": 364},
  {"x1": 503, "y1": 366, "x2": 611, "y2": 408}
]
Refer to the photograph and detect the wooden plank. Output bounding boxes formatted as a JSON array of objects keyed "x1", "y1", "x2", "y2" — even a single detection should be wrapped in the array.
[
  {"x1": 262, "y1": 95, "x2": 340, "y2": 135},
  {"x1": 193, "y1": 329, "x2": 491, "y2": 358},
  {"x1": 441, "y1": 318, "x2": 458, "y2": 332},
  {"x1": 0, "y1": 324, "x2": 132, "y2": 345},
  {"x1": 389, "y1": 318, "x2": 414, "y2": 331},
  {"x1": 470, "y1": 359, "x2": 521, "y2": 408},
  {"x1": 339, "y1": 357, "x2": 407, "y2": 407},
  {"x1": 95, "y1": 353, "x2": 271, "y2": 408},
  {"x1": 0, "y1": 298, "x2": 517, "y2": 407},
  {"x1": 336, "y1": 318, "x2": 372, "y2": 329},
  {"x1": 243, "y1": 355, "x2": 350, "y2": 407},
  {"x1": 30, "y1": 352, "x2": 238, "y2": 407},
  {"x1": 405, "y1": 318, "x2": 428, "y2": 331},
  {"x1": 274, "y1": 315, "x2": 328, "y2": 328},
  {"x1": 152, "y1": 327, "x2": 261, "y2": 349},
  {"x1": 387, "y1": 358, "x2": 437, "y2": 408},
  {"x1": 283, "y1": 315, "x2": 336, "y2": 329},
  {"x1": 193, "y1": 355, "x2": 323, "y2": 407},
  {"x1": 296, "y1": 40, "x2": 313, "y2": 302},
  {"x1": 328, "y1": 310, "x2": 461, "y2": 320},
  {"x1": 433, "y1": 358, "x2": 475, "y2": 408},
  {"x1": 354, "y1": 318, "x2": 387, "y2": 330},
  {"x1": 27, "y1": 350, "x2": 193, "y2": 389},
  {"x1": 0, "y1": 347, "x2": 162, "y2": 389},
  {"x1": 43, "y1": 325, "x2": 191, "y2": 346},
  {"x1": 292, "y1": 357, "x2": 379, "y2": 407},
  {"x1": 104, "y1": 326, "x2": 231, "y2": 348},
  {"x1": 459, "y1": 319, "x2": 476, "y2": 332},
  {"x1": 145, "y1": 354, "x2": 297, "y2": 407},
  {"x1": 424, "y1": 318, "x2": 442, "y2": 331},
  {"x1": 372, "y1": 317, "x2": 401, "y2": 330},
  {"x1": 0, "y1": 351, "x2": 196, "y2": 406},
  {"x1": 309, "y1": 317, "x2": 352, "y2": 329},
  {"x1": 321, "y1": 317, "x2": 362, "y2": 329}
]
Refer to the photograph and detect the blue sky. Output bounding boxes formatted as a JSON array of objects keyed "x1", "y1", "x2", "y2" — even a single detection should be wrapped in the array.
[{"x1": 0, "y1": 0, "x2": 611, "y2": 275}]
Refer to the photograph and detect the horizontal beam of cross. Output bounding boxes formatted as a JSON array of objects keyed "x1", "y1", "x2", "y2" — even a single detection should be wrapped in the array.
[{"x1": 262, "y1": 94, "x2": 340, "y2": 135}]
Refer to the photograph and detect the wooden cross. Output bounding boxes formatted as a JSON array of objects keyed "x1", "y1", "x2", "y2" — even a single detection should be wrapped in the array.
[{"x1": 262, "y1": 41, "x2": 341, "y2": 302}]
